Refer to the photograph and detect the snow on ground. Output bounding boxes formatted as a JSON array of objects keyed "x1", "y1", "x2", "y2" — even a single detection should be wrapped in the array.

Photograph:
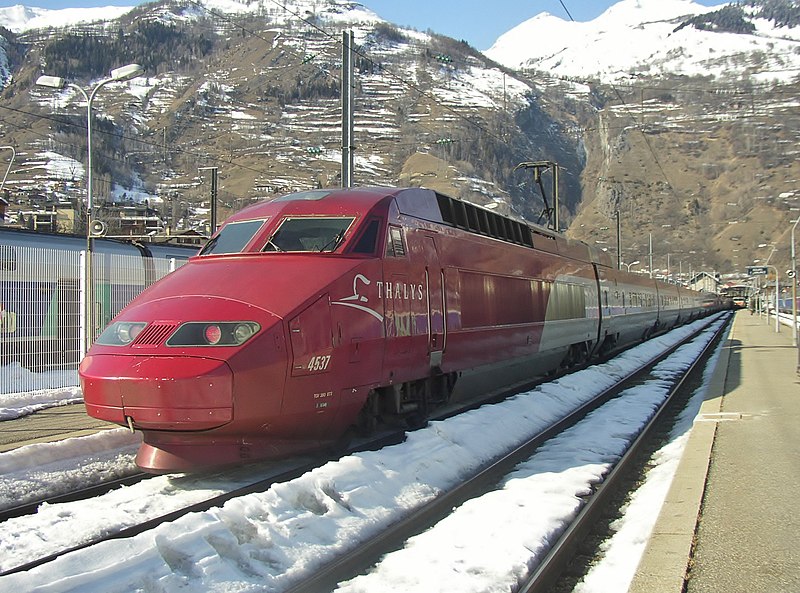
[
  {"x1": 0, "y1": 4, "x2": 134, "y2": 33},
  {"x1": 0, "y1": 313, "x2": 727, "y2": 592},
  {"x1": 554, "y1": 319, "x2": 724, "y2": 593},
  {"x1": 334, "y1": 317, "x2": 728, "y2": 593},
  {"x1": 0, "y1": 428, "x2": 139, "y2": 511},
  {"x1": 0, "y1": 365, "x2": 80, "y2": 420}
]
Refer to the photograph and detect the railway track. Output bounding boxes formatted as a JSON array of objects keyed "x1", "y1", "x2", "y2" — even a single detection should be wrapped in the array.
[
  {"x1": 0, "y1": 428, "x2": 405, "y2": 577},
  {"x1": 0, "y1": 314, "x2": 729, "y2": 588},
  {"x1": 519, "y1": 317, "x2": 728, "y2": 593},
  {"x1": 0, "y1": 472, "x2": 150, "y2": 521},
  {"x1": 283, "y1": 314, "x2": 730, "y2": 593}
]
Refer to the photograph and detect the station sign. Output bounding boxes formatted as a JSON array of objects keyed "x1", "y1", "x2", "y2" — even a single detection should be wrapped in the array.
[{"x1": 747, "y1": 266, "x2": 769, "y2": 276}]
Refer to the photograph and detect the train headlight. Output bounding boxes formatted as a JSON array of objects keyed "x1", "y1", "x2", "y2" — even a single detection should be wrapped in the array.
[
  {"x1": 166, "y1": 322, "x2": 261, "y2": 347},
  {"x1": 96, "y1": 322, "x2": 147, "y2": 346},
  {"x1": 233, "y1": 322, "x2": 256, "y2": 343}
]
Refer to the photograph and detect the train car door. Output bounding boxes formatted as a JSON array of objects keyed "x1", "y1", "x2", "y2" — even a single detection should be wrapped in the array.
[
  {"x1": 382, "y1": 225, "x2": 413, "y2": 377},
  {"x1": 422, "y1": 236, "x2": 444, "y2": 368}
]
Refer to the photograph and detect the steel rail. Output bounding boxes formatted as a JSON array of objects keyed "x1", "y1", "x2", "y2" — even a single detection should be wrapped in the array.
[
  {"x1": 0, "y1": 431, "x2": 404, "y2": 577},
  {"x1": 282, "y1": 314, "x2": 731, "y2": 593},
  {"x1": 0, "y1": 472, "x2": 150, "y2": 521},
  {"x1": 517, "y1": 315, "x2": 730, "y2": 593}
]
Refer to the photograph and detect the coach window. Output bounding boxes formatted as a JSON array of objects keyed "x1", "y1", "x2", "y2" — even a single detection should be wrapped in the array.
[
  {"x1": 386, "y1": 226, "x2": 406, "y2": 258},
  {"x1": 200, "y1": 219, "x2": 267, "y2": 255}
]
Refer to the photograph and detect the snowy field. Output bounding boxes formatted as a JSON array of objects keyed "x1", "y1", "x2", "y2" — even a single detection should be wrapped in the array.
[{"x1": 0, "y1": 313, "x2": 729, "y2": 592}]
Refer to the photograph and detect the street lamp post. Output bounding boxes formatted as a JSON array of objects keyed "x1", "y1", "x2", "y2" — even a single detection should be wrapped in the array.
[
  {"x1": 791, "y1": 217, "x2": 800, "y2": 372},
  {"x1": 36, "y1": 64, "x2": 143, "y2": 358},
  {"x1": 622, "y1": 260, "x2": 640, "y2": 272},
  {"x1": 0, "y1": 146, "x2": 16, "y2": 195}
]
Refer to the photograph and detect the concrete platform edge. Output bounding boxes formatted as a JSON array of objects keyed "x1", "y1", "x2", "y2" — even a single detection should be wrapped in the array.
[{"x1": 627, "y1": 315, "x2": 734, "y2": 593}]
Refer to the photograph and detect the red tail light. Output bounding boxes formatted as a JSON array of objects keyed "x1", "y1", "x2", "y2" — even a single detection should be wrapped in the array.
[{"x1": 204, "y1": 324, "x2": 222, "y2": 345}]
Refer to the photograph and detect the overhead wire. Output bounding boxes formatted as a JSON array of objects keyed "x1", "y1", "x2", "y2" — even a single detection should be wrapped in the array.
[{"x1": 557, "y1": 0, "x2": 576, "y2": 22}]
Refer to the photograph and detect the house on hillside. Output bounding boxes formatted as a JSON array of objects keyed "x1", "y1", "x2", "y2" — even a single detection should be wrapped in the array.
[
  {"x1": 18, "y1": 208, "x2": 57, "y2": 232},
  {"x1": 158, "y1": 229, "x2": 206, "y2": 247},
  {"x1": 688, "y1": 271, "x2": 720, "y2": 293}
]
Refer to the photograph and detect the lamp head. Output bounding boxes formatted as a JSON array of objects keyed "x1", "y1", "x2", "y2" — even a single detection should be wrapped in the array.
[
  {"x1": 36, "y1": 75, "x2": 66, "y2": 89},
  {"x1": 109, "y1": 64, "x2": 143, "y2": 81}
]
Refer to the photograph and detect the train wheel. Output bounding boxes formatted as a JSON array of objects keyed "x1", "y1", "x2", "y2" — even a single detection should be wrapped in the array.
[
  {"x1": 355, "y1": 390, "x2": 380, "y2": 436},
  {"x1": 405, "y1": 379, "x2": 430, "y2": 430},
  {"x1": 560, "y1": 344, "x2": 580, "y2": 370},
  {"x1": 327, "y1": 427, "x2": 355, "y2": 459}
]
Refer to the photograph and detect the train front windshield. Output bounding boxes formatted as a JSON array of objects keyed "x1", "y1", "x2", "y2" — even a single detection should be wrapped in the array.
[
  {"x1": 200, "y1": 219, "x2": 268, "y2": 255},
  {"x1": 263, "y1": 217, "x2": 355, "y2": 253}
]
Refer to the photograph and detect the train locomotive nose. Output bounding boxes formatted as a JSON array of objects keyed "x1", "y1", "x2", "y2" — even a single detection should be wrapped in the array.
[
  {"x1": 80, "y1": 293, "x2": 289, "y2": 471},
  {"x1": 81, "y1": 353, "x2": 235, "y2": 430}
]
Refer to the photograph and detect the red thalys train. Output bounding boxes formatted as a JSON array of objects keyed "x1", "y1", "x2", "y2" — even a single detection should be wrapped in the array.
[{"x1": 79, "y1": 187, "x2": 721, "y2": 472}]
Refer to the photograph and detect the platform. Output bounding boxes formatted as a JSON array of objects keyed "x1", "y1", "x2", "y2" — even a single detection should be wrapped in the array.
[
  {"x1": 0, "y1": 404, "x2": 113, "y2": 453},
  {"x1": 629, "y1": 310, "x2": 800, "y2": 593}
]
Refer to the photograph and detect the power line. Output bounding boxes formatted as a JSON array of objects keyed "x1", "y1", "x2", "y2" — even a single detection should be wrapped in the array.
[{"x1": 557, "y1": 0, "x2": 576, "y2": 22}]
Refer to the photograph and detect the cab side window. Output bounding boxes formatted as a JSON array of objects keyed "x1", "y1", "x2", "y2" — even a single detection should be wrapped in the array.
[
  {"x1": 351, "y1": 219, "x2": 381, "y2": 255},
  {"x1": 385, "y1": 226, "x2": 406, "y2": 258}
]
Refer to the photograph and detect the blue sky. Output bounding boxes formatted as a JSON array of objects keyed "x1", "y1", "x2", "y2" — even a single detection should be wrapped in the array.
[{"x1": 1, "y1": 0, "x2": 725, "y2": 49}]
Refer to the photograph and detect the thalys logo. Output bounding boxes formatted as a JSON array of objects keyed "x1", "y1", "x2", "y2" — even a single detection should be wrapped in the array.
[{"x1": 332, "y1": 274, "x2": 424, "y2": 322}]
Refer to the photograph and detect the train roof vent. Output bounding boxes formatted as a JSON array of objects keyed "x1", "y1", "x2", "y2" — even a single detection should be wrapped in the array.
[{"x1": 132, "y1": 322, "x2": 180, "y2": 347}]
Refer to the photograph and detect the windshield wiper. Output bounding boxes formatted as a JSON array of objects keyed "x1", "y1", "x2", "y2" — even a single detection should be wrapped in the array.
[
  {"x1": 199, "y1": 235, "x2": 219, "y2": 255},
  {"x1": 319, "y1": 230, "x2": 344, "y2": 253}
]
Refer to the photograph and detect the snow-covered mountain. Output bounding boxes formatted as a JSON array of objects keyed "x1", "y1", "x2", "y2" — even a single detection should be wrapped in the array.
[
  {"x1": 0, "y1": 3, "x2": 135, "y2": 32},
  {"x1": 485, "y1": 0, "x2": 800, "y2": 83},
  {"x1": 0, "y1": 0, "x2": 383, "y2": 33},
  {"x1": 4, "y1": 0, "x2": 799, "y2": 85},
  {"x1": 0, "y1": 0, "x2": 572, "y2": 228}
]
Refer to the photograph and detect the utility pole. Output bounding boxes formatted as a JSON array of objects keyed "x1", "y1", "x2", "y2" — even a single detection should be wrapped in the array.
[
  {"x1": 615, "y1": 210, "x2": 621, "y2": 270},
  {"x1": 341, "y1": 30, "x2": 355, "y2": 188},
  {"x1": 514, "y1": 161, "x2": 560, "y2": 232},
  {"x1": 199, "y1": 167, "x2": 218, "y2": 235}
]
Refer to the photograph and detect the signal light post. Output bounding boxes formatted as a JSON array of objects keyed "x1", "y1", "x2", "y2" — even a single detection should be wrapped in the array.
[{"x1": 36, "y1": 64, "x2": 144, "y2": 358}]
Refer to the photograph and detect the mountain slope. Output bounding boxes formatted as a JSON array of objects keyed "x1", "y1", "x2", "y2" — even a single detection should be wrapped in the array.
[
  {"x1": 0, "y1": 0, "x2": 798, "y2": 278},
  {"x1": 485, "y1": 0, "x2": 800, "y2": 277},
  {"x1": 0, "y1": 0, "x2": 584, "y2": 235}
]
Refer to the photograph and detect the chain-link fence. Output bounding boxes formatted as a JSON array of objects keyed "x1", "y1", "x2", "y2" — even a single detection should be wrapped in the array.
[{"x1": 0, "y1": 245, "x2": 186, "y2": 394}]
